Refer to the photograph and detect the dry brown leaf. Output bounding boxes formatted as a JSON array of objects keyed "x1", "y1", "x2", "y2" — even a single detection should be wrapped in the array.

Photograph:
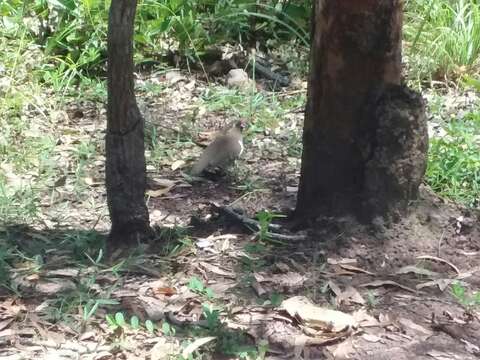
[
  {"x1": 416, "y1": 278, "x2": 453, "y2": 291},
  {"x1": 151, "y1": 338, "x2": 181, "y2": 360},
  {"x1": 45, "y1": 268, "x2": 80, "y2": 278},
  {"x1": 208, "y1": 281, "x2": 237, "y2": 296},
  {"x1": 234, "y1": 310, "x2": 272, "y2": 325},
  {"x1": 182, "y1": 336, "x2": 216, "y2": 358},
  {"x1": 281, "y1": 296, "x2": 357, "y2": 332},
  {"x1": 397, "y1": 317, "x2": 432, "y2": 337},
  {"x1": 328, "y1": 281, "x2": 365, "y2": 306},
  {"x1": 339, "y1": 264, "x2": 376, "y2": 275},
  {"x1": 352, "y1": 309, "x2": 380, "y2": 327},
  {"x1": 417, "y1": 255, "x2": 460, "y2": 274},
  {"x1": 151, "y1": 178, "x2": 176, "y2": 188},
  {"x1": 251, "y1": 281, "x2": 267, "y2": 297},
  {"x1": 362, "y1": 333, "x2": 383, "y2": 342},
  {"x1": 275, "y1": 262, "x2": 291, "y2": 273},
  {"x1": 84, "y1": 176, "x2": 102, "y2": 186},
  {"x1": 147, "y1": 186, "x2": 174, "y2": 198},
  {"x1": 35, "y1": 279, "x2": 76, "y2": 295},
  {"x1": 328, "y1": 337, "x2": 356, "y2": 359},
  {"x1": 171, "y1": 159, "x2": 186, "y2": 171},
  {"x1": 221, "y1": 238, "x2": 231, "y2": 252},
  {"x1": 26, "y1": 273, "x2": 40, "y2": 281},
  {"x1": 199, "y1": 262, "x2": 236, "y2": 278},
  {"x1": 359, "y1": 280, "x2": 417, "y2": 293},
  {"x1": 0, "y1": 318, "x2": 13, "y2": 332},
  {"x1": 138, "y1": 295, "x2": 168, "y2": 321},
  {"x1": 427, "y1": 350, "x2": 461, "y2": 360},
  {"x1": 341, "y1": 286, "x2": 366, "y2": 305},
  {"x1": 196, "y1": 238, "x2": 213, "y2": 249},
  {"x1": 395, "y1": 265, "x2": 439, "y2": 278},
  {"x1": 152, "y1": 287, "x2": 177, "y2": 297},
  {"x1": 253, "y1": 272, "x2": 307, "y2": 290},
  {"x1": 0, "y1": 299, "x2": 27, "y2": 316},
  {"x1": 327, "y1": 258, "x2": 357, "y2": 265}
]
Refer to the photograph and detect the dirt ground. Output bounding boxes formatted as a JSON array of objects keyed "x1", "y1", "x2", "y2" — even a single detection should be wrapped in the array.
[{"x1": 0, "y1": 72, "x2": 479, "y2": 360}]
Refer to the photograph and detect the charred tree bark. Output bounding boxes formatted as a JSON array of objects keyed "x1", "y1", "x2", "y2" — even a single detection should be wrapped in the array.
[
  {"x1": 106, "y1": 0, "x2": 152, "y2": 246},
  {"x1": 296, "y1": 0, "x2": 428, "y2": 223}
]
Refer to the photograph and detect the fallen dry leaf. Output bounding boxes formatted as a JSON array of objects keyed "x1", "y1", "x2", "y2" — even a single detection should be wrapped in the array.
[
  {"x1": 362, "y1": 333, "x2": 383, "y2": 343},
  {"x1": 395, "y1": 265, "x2": 439, "y2": 278},
  {"x1": 328, "y1": 337, "x2": 356, "y2": 358},
  {"x1": 152, "y1": 287, "x2": 177, "y2": 297},
  {"x1": 151, "y1": 338, "x2": 181, "y2": 360},
  {"x1": 147, "y1": 186, "x2": 174, "y2": 198},
  {"x1": 427, "y1": 349, "x2": 461, "y2": 360},
  {"x1": 199, "y1": 262, "x2": 236, "y2": 278},
  {"x1": 0, "y1": 318, "x2": 14, "y2": 332},
  {"x1": 359, "y1": 280, "x2": 417, "y2": 293},
  {"x1": 281, "y1": 296, "x2": 357, "y2": 332},
  {"x1": 397, "y1": 317, "x2": 433, "y2": 337},
  {"x1": 171, "y1": 159, "x2": 186, "y2": 171},
  {"x1": 151, "y1": 178, "x2": 176, "y2": 188},
  {"x1": 352, "y1": 309, "x2": 380, "y2": 327},
  {"x1": 327, "y1": 258, "x2": 357, "y2": 265},
  {"x1": 44, "y1": 268, "x2": 80, "y2": 278},
  {"x1": 339, "y1": 264, "x2": 376, "y2": 275},
  {"x1": 328, "y1": 281, "x2": 364, "y2": 307},
  {"x1": 253, "y1": 272, "x2": 307, "y2": 291},
  {"x1": 182, "y1": 336, "x2": 216, "y2": 358},
  {"x1": 417, "y1": 255, "x2": 460, "y2": 274},
  {"x1": 416, "y1": 278, "x2": 453, "y2": 291}
]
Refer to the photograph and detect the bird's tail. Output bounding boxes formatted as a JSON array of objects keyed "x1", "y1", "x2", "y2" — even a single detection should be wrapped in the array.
[{"x1": 191, "y1": 152, "x2": 209, "y2": 175}]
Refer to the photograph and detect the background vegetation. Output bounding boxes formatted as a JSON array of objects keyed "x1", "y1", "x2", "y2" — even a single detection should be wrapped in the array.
[
  {"x1": 1, "y1": 0, "x2": 479, "y2": 224},
  {"x1": 0, "y1": 1, "x2": 479, "y2": 357}
]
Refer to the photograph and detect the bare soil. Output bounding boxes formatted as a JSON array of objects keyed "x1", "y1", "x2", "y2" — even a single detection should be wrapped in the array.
[{"x1": 1, "y1": 72, "x2": 479, "y2": 360}]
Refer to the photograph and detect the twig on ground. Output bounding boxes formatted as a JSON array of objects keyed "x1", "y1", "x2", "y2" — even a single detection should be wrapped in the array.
[
  {"x1": 209, "y1": 202, "x2": 308, "y2": 242},
  {"x1": 210, "y1": 202, "x2": 280, "y2": 231}
]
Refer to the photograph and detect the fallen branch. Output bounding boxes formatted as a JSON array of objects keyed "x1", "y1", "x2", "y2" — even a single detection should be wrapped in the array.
[
  {"x1": 210, "y1": 203, "x2": 307, "y2": 242},
  {"x1": 264, "y1": 231, "x2": 308, "y2": 242},
  {"x1": 210, "y1": 202, "x2": 280, "y2": 231}
]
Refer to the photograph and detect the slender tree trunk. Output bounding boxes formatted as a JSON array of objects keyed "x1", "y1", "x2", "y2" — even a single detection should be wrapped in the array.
[
  {"x1": 106, "y1": 0, "x2": 152, "y2": 246},
  {"x1": 296, "y1": 0, "x2": 428, "y2": 223}
]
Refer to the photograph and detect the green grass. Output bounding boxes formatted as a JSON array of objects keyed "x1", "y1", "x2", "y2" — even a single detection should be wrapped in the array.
[
  {"x1": 200, "y1": 86, "x2": 305, "y2": 133},
  {"x1": 405, "y1": 0, "x2": 480, "y2": 83},
  {"x1": 426, "y1": 109, "x2": 480, "y2": 207}
]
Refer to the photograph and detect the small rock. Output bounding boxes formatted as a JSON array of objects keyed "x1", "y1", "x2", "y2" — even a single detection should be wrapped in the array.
[
  {"x1": 226, "y1": 69, "x2": 251, "y2": 88},
  {"x1": 164, "y1": 70, "x2": 185, "y2": 84}
]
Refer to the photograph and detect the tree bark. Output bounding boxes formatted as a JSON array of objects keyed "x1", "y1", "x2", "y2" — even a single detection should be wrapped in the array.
[
  {"x1": 106, "y1": 0, "x2": 152, "y2": 246},
  {"x1": 296, "y1": 0, "x2": 428, "y2": 223}
]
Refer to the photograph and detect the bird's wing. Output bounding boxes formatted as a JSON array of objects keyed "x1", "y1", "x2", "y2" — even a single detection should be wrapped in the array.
[{"x1": 191, "y1": 136, "x2": 231, "y2": 175}]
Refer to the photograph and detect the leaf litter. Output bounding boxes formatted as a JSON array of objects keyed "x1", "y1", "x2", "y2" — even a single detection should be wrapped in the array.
[{"x1": 1, "y1": 67, "x2": 480, "y2": 360}]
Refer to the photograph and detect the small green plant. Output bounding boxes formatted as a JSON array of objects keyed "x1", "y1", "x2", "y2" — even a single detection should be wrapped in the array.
[
  {"x1": 161, "y1": 321, "x2": 176, "y2": 336},
  {"x1": 404, "y1": 0, "x2": 480, "y2": 82},
  {"x1": 202, "y1": 303, "x2": 221, "y2": 331},
  {"x1": 366, "y1": 290, "x2": 378, "y2": 309},
  {"x1": 256, "y1": 210, "x2": 285, "y2": 242},
  {"x1": 257, "y1": 339, "x2": 269, "y2": 360},
  {"x1": 269, "y1": 293, "x2": 284, "y2": 307},
  {"x1": 105, "y1": 312, "x2": 156, "y2": 333},
  {"x1": 240, "y1": 244, "x2": 267, "y2": 272},
  {"x1": 451, "y1": 282, "x2": 480, "y2": 310},
  {"x1": 188, "y1": 276, "x2": 215, "y2": 299},
  {"x1": 426, "y1": 113, "x2": 480, "y2": 207},
  {"x1": 83, "y1": 299, "x2": 119, "y2": 322}
]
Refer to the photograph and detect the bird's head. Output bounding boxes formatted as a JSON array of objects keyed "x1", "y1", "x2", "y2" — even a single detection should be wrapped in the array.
[{"x1": 235, "y1": 120, "x2": 246, "y2": 132}]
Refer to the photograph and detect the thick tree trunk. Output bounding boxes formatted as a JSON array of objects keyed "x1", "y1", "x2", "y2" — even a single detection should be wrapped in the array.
[
  {"x1": 106, "y1": 0, "x2": 152, "y2": 245},
  {"x1": 296, "y1": 0, "x2": 428, "y2": 223}
]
